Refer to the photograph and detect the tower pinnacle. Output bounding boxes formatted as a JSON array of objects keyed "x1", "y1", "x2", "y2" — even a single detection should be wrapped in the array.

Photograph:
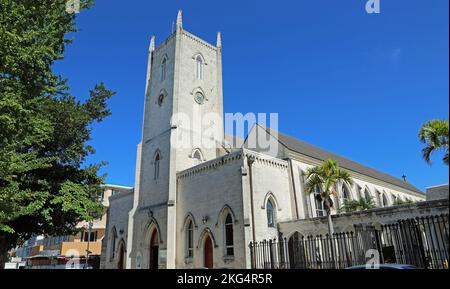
[
  {"x1": 216, "y1": 32, "x2": 222, "y2": 48},
  {"x1": 149, "y1": 36, "x2": 155, "y2": 52},
  {"x1": 176, "y1": 10, "x2": 183, "y2": 29}
]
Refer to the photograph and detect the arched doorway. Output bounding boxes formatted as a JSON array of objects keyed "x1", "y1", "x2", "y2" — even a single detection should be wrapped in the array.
[
  {"x1": 117, "y1": 241, "x2": 125, "y2": 269},
  {"x1": 204, "y1": 235, "x2": 213, "y2": 268},
  {"x1": 149, "y1": 229, "x2": 159, "y2": 269},
  {"x1": 288, "y1": 232, "x2": 306, "y2": 269}
]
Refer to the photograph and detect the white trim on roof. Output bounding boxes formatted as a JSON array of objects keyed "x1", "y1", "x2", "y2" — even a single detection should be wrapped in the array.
[{"x1": 102, "y1": 184, "x2": 133, "y2": 190}]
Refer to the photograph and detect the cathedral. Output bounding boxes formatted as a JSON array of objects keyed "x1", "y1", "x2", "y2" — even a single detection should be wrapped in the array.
[{"x1": 101, "y1": 11, "x2": 425, "y2": 269}]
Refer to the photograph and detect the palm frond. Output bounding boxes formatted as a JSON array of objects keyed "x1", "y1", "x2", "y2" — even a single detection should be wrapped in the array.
[
  {"x1": 422, "y1": 146, "x2": 434, "y2": 165},
  {"x1": 336, "y1": 169, "x2": 353, "y2": 187},
  {"x1": 304, "y1": 159, "x2": 354, "y2": 200},
  {"x1": 419, "y1": 119, "x2": 449, "y2": 166},
  {"x1": 305, "y1": 173, "x2": 322, "y2": 194},
  {"x1": 339, "y1": 197, "x2": 375, "y2": 213},
  {"x1": 443, "y1": 151, "x2": 449, "y2": 165}
]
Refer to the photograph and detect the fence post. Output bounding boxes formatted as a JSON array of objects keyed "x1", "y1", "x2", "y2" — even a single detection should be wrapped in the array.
[
  {"x1": 430, "y1": 215, "x2": 446, "y2": 269},
  {"x1": 249, "y1": 242, "x2": 254, "y2": 269},
  {"x1": 374, "y1": 228, "x2": 384, "y2": 265},
  {"x1": 268, "y1": 239, "x2": 274, "y2": 269},
  {"x1": 435, "y1": 215, "x2": 449, "y2": 269}
]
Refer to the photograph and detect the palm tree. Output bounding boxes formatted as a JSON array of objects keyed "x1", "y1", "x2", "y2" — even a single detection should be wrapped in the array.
[
  {"x1": 339, "y1": 197, "x2": 376, "y2": 214},
  {"x1": 393, "y1": 198, "x2": 414, "y2": 206},
  {"x1": 418, "y1": 119, "x2": 449, "y2": 165},
  {"x1": 304, "y1": 159, "x2": 353, "y2": 236}
]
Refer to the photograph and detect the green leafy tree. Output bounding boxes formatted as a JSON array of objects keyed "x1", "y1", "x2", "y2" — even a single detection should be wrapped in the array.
[
  {"x1": 0, "y1": 0, "x2": 114, "y2": 268},
  {"x1": 339, "y1": 197, "x2": 376, "y2": 214},
  {"x1": 418, "y1": 119, "x2": 449, "y2": 166},
  {"x1": 304, "y1": 159, "x2": 353, "y2": 236}
]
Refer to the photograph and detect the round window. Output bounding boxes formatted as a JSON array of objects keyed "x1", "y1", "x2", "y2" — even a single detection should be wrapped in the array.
[{"x1": 194, "y1": 92, "x2": 205, "y2": 104}]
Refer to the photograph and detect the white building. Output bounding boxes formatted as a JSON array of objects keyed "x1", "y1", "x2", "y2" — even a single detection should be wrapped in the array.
[{"x1": 101, "y1": 11, "x2": 426, "y2": 270}]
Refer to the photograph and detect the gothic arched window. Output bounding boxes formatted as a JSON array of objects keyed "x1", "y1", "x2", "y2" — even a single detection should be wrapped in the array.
[
  {"x1": 314, "y1": 185, "x2": 325, "y2": 217},
  {"x1": 186, "y1": 220, "x2": 194, "y2": 258},
  {"x1": 160, "y1": 58, "x2": 167, "y2": 82},
  {"x1": 158, "y1": 94, "x2": 164, "y2": 106},
  {"x1": 364, "y1": 188, "x2": 372, "y2": 202},
  {"x1": 392, "y1": 194, "x2": 398, "y2": 204},
  {"x1": 382, "y1": 193, "x2": 388, "y2": 207},
  {"x1": 110, "y1": 227, "x2": 117, "y2": 261},
  {"x1": 192, "y1": 149, "x2": 203, "y2": 165},
  {"x1": 196, "y1": 55, "x2": 203, "y2": 80},
  {"x1": 224, "y1": 213, "x2": 234, "y2": 256},
  {"x1": 355, "y1": 184, "x2": 362, "y2": 199},
  {"x1": 266, "y1": 198, "x2": 276, "y2": 227},
  {"x1": 342, "y1": 184, "x2": 351, "y2": 204},
  {"x1": 154, "y1": 152, "x2": 160, "y2": 180}
]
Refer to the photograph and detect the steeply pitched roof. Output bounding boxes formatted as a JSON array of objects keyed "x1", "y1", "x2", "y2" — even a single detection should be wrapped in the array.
[
  {"x1": 261, "y1": 125, "x2": 424, "y2": 195},
  {"x1": 224, "y1": 133, "x2": 245, "y2": 149}
]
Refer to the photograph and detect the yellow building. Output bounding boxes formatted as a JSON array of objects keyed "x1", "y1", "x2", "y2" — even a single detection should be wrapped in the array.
[{"x1": 26, "y1": 184, "x2": 132, "y2": 269}]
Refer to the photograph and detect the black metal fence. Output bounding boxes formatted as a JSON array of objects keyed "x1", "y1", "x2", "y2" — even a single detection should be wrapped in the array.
[{"x1": 249, "y1": 214, "x2": 449, "y2": 269}]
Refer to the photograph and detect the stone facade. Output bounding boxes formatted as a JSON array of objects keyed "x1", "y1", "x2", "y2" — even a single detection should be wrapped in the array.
[
  {"x1": 279, "y1": 199, "x2": 449, "y2": 237},
  {"x1": 176, "y1": 151, "x2": 245, "y2": 268},
  {"x1": 102, "y1": 11, "x2": 428, "y2": 269},
  {"x1": 426, "y1": 184, "x2": 449, "y2": 201},
  {"x1": 125, "y1": 10, "x2": 225, "y2": 269},
  {"x1": 101, "y1": 188, "x2": 134, "y2": 269}
]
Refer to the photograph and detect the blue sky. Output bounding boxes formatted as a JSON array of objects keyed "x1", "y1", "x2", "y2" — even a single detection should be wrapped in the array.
[{"x1": 54, "y1": 0, "x2": 449, "y2": 191}]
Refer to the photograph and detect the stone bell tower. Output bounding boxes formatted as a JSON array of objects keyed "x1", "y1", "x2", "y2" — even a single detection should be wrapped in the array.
[{"x1": 127, "y1": 10, "x2": 224, "y2": 269}]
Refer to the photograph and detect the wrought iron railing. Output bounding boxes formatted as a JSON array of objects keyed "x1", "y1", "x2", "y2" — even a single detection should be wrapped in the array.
[{"x1": 249, "y1": 215, "x2": 449, "y2": 269}]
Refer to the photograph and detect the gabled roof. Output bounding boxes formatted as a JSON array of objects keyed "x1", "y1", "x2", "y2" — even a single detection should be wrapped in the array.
[{"x1": 258, "y1": 125, "x2": 424, "y2": 195}]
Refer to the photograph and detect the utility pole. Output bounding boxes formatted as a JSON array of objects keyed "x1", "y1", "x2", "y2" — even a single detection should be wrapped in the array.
[{"x1": 85, "y1": 221, "x2": 93, "y2": 269}]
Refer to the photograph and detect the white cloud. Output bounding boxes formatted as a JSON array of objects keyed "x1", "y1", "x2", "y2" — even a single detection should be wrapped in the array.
[{"x1": 390, "y1": 48, "x2": 402, "y2": 63}]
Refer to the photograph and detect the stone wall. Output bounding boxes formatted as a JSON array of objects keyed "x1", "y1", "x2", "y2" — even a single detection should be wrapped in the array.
[
  {"x1": 101, "y1": 190, "x2": 134, "y2": 269},
  {"x1": 426, "y1": 184, "x2": 449, "y2": 201},
  {"x1": 278, "y1": 199, "x2": 449, "y2": 238},
  {"x1": 176, "y1": 151, "x2": 245, "y2": 269}
]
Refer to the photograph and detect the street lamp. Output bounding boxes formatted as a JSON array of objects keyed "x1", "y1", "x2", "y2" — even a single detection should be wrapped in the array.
[{"x1": 85, "y1": 221, "x2": 93, "y2": 269}]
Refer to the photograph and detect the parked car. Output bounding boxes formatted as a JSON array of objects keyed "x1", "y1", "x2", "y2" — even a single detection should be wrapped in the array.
[{"x1": 346, "y1": 264, "x2": 418, "y2": 269}]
